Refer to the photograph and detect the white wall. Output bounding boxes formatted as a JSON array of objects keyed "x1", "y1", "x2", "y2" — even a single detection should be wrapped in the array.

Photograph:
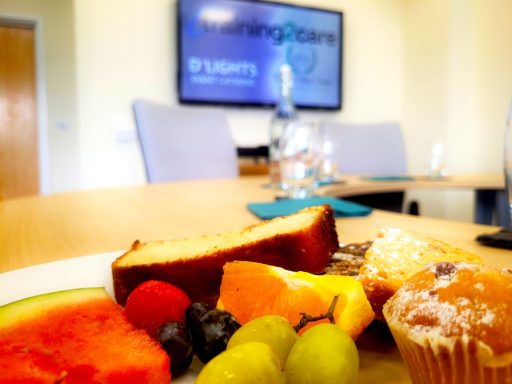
[
  {"x1": 74, "y1": 0, "x2": 174, "y2": 189},
  {"x1": 402, "y1": 0, "x2": 512, "y2": 222},
  {"x1": 73, "y1": 0, "x2": 403, "y2": 189}
]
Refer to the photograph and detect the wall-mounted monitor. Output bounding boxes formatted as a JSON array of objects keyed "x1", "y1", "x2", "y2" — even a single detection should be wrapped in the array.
[{"x1": 177, "y1": 0, "x2": 343, "y2": 110}]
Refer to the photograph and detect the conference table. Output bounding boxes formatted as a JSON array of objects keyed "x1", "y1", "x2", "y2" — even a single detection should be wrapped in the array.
[
  {"x1": 0, "y1": 174, "x2": 510, "y2": 383},
  {"x1": 318, "y1": 173, "x2": 507, "y2": 225}
]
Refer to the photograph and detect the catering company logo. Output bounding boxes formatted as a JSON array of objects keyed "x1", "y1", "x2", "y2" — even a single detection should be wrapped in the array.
[{"x1": 187, "y1": 56, "x2": 258, "y2": 78}]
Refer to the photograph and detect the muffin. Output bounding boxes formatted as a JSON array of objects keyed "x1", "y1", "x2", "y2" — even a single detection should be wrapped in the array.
[
  {"x1": 358, "y1": 227, "x2": 482, "y2": 319},
  {"x1": 383, "y1": 262, "x2": 512, "y2": 384}
]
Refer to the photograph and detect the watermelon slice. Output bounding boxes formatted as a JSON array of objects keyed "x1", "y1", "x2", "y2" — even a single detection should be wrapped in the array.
[{"x1": 0, "y1": 287, "x2": 170, "y2": 384}]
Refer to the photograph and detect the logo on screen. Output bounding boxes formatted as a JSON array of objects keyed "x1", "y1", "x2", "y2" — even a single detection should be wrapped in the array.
[
  {"x1": 287, "y1": 46, "x2": 317, "y2": 75},
  {"x1": 186, "y1": 16, "x2": 336, "y2": 47},
  {"x1": 185, "y1": 16, "x2": 204, "y2": 39},
  {"x1": 188, "y1": 56, "x2": 203, "y2": 73},
  {"x1": 187, "y1": 56, "x2": 257, "y2": 77}
]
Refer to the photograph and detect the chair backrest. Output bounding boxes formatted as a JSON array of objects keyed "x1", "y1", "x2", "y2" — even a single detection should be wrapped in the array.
[
  {"x1": 320, "y1": 121, "x2": 407, "y2": 175},
  {"x1": 133, "y1": 100, "x2": 239, "y2": 182}
]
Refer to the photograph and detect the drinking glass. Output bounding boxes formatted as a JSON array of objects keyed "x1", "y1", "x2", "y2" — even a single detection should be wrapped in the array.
[
  {"x1": 504, "y1": 99, "x2": 512, "y2": 225},
  {"x1": 318, "y1": 129, "x2": 337, "y2": 183},
  {"x1": 279, "y1": 121, "x2": 322, "y2": 199},
  {"x1": 425, "y1": 142, "x2": 447, "y2": 179}
]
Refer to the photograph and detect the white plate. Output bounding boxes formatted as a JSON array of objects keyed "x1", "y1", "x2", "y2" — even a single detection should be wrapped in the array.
[
  {"x1": 1, "y1": 254, "x2": 409, "y2": 383},
  {"x1": 0, "y1": 252, "x2": 200, "y2": 383}
]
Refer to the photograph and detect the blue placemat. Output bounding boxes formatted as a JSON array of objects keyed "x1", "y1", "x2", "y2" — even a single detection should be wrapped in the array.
[
  {"x1": 261, "y1": 179, "x2": 346, "y2": 189},
  {"x1": 247, "y1": 196, "x2": 372, "y2": 220},
  {"x1": 362, "y1": 175, "x2": 415, "y2": 181}
]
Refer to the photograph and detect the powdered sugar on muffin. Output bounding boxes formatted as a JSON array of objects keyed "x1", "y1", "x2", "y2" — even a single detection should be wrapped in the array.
[
  {"x1": 385, "y1": 263, "x2": 512, "y2": 350},
  {"x1": 383, "y1": 262, "x2": 512, "y2": 384}
]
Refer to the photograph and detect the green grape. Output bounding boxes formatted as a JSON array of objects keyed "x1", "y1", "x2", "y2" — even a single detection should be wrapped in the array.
[
  {"x1": 285, "y1": 323, "x2": 359, "y2": 384},
  {"x1": 226, "y1": 315, "x2": 299, "y2": 364},
  {"x1": 196, "y1": 341, "x2": 286, "y2": 384}
]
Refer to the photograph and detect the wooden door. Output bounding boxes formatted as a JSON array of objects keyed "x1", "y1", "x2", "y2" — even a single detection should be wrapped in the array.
[{"x1": 0, "y1": 23, "x2": 39, "y2": 199}]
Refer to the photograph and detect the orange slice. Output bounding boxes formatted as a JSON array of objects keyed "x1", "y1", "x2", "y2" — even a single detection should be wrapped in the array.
[{"x1": 217, "y1": 261, "x2": 374, "y2": 339}]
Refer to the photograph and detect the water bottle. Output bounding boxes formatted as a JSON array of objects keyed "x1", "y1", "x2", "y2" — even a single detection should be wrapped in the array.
[
  {"x1": 503, "y1": 99, "x2": 512, "y2": 225},
  {"x1": 269, "y1": 64, "x2": 298, "y2": 188}
]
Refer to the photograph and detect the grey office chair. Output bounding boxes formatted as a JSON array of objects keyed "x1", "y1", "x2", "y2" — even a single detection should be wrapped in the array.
[
  {"x1": 320, "y1": 121, "x2": 418, "y2": 214},
  {"x1": 321, "y1": 122, "x2": 407, "y2": 175},
  {"x1": 133, "y1": 100, "x2": 239, "y2": 182}
]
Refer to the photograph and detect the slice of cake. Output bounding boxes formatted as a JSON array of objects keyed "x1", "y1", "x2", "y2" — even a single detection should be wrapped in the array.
[
  {"x1": 0, "y1": 287, "x2": 170, "y2": 383},
  {"x1": 357, "y1": 227, "x2": 482, "y2": 319},
  {"x1": 112, "y1": 205, "x2": 339, "y2": 306}
]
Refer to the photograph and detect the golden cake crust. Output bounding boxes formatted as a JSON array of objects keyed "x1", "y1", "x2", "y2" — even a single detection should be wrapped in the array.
[
  {"x1": 112, "y1": 205, "x2": 339, "y2": 306},
  {"x1": 357, "y1": 228, "x2": 482, "y2": 318}
]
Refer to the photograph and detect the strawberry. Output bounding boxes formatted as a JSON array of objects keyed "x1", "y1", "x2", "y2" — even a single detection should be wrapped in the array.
[{"x1": 124, "y1": 280, "x2": 192, "y2": 338}]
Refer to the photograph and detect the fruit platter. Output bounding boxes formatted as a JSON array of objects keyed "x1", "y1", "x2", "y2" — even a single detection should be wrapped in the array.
[
  {"x1": 0, "y1": 252, "x2": 404, "y2": 383},
  {"x1": 2, "y1": 205, "x2": 512, "y2": 383}
]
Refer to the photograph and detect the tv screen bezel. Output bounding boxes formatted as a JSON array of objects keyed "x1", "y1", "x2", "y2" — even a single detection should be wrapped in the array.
[{"x1": 176, "y1": 0, "x2": 343, "y2": 111}]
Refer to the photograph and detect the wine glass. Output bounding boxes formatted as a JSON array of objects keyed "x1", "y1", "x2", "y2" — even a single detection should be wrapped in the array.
[
  {"x1": 503, "y1": 99, "x2": 512, "y2": 226},
  {"x1": 425, "y1": 142, "x2": 447, "y2": 179},
  {"x1": 318, "y1": 129, "x2": 337, "y2": 184}
]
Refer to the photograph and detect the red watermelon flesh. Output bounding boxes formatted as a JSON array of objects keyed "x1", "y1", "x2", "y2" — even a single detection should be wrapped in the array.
[{"x1": 0, "y1": 287, "x2": 170, "y2": 384}]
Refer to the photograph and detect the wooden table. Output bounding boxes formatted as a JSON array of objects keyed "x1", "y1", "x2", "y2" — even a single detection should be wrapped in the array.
[
  {"x1": 319, "y1": 174, "x2": 503, "y2": 197},
  {"x1": 1, "y1": 176, "x2": 510, "y2": 383},
  {"x1": 318, "y1": 173, "x2": 507, "y2": 225},
  {"x1": 0, "y1": 175, "x2": 509, "y2": 273}
]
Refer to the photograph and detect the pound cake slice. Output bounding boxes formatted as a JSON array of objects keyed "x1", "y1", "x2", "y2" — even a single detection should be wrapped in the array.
[
  {"x1": 357, "y1": 227, "x2": 482, "y2": 319},
  {"x1": 0, "y1": 287, "x2": 170, "y2": 383},
  {"x1": 113, "y1": 205, "x2": 339, "y2": 306}
]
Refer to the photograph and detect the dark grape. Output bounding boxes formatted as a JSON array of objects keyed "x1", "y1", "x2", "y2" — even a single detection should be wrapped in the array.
[
  {"x1": 156, "y1": 321, "x2": 194, "y2": 377},
  {"x1": 185, "y1": 302, "x2": 211, "y2": 328},
  {"x1": 191, "y1": 308, "x2": 241, "y2": 364}
]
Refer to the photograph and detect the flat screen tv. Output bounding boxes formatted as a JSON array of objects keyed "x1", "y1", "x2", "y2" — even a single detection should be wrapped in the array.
[{"x1": 177, "y1": 0, "x2": 343, "y2": 110}]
